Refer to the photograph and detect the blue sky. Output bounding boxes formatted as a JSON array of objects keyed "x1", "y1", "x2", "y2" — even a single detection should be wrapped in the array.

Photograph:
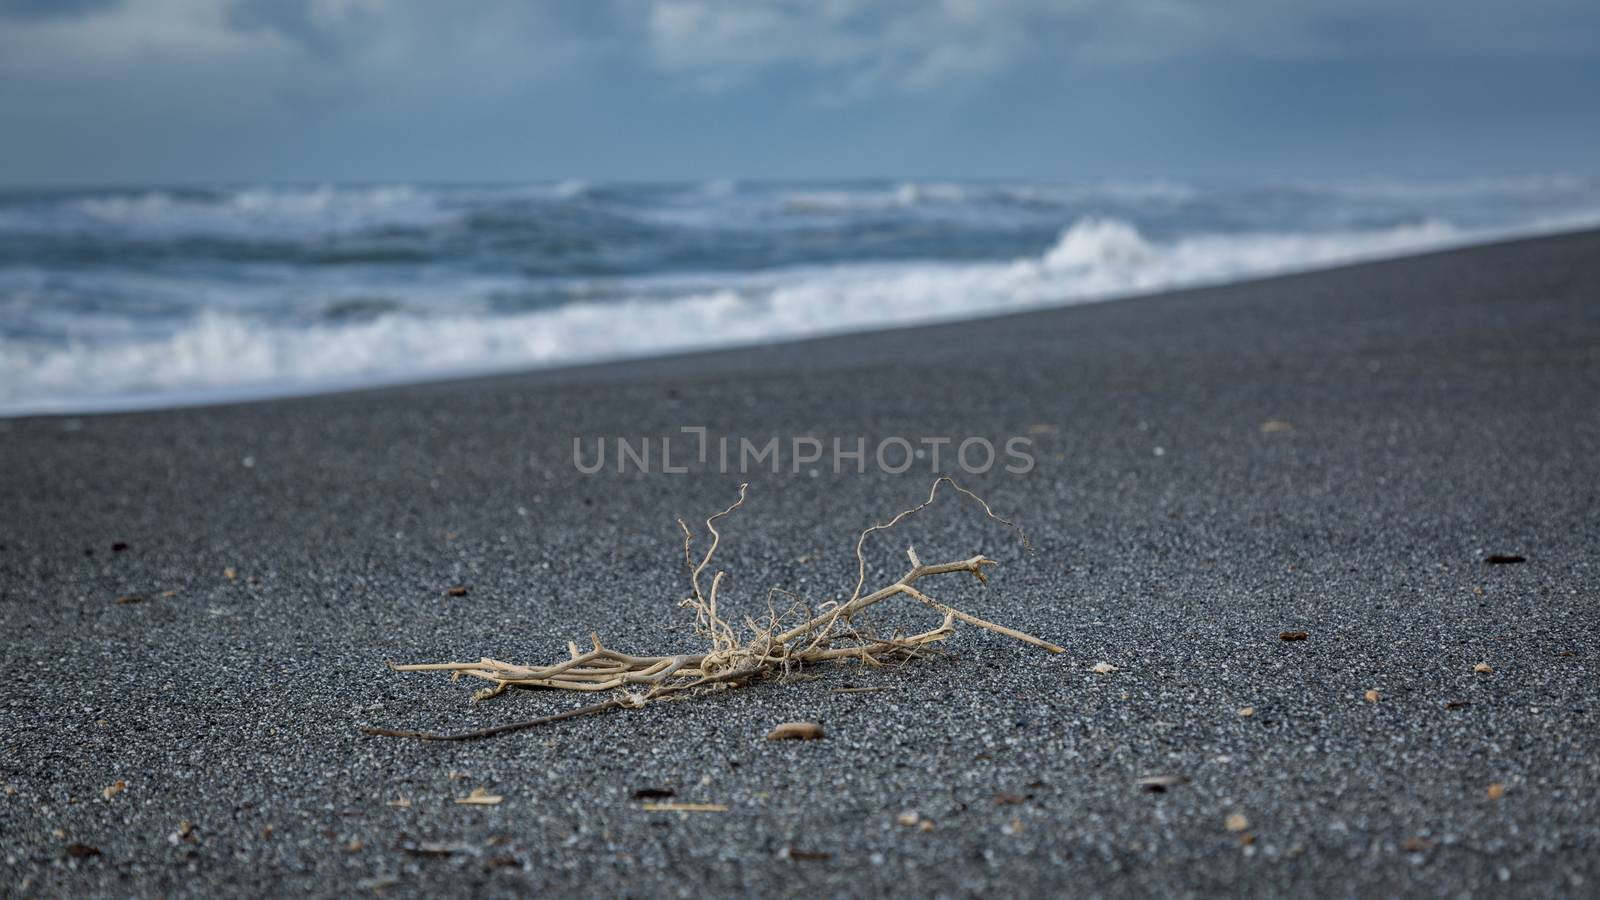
[{"x1": 1, "y1": 0, "x2": 1597, "y2": 185}]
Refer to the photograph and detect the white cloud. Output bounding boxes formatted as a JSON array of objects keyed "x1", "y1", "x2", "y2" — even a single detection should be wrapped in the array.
[
  {"x1": 644, "y1": 0, "x2": 1038, "y2": 94},
  {"x1": 0, "y1": 0, "x2": 603, "y2": 120},
  {"x1": 640, "y1": 0, "x2": 1600, "y2": 97},
  {"x1": 0, "y1": 0, "x2": 292, "y2": 75}
]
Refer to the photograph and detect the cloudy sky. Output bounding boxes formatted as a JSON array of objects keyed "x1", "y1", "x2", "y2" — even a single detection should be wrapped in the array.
[{"x1": 1, "y1": 0, "x2": 1597, "y2": 185}]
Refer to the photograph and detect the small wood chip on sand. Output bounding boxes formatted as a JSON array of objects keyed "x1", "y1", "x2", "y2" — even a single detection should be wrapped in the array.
[
  {"x1": 455, "y1": 788, "x2": 502, "y2": 805},
  {"x1": 1136, "y1": 774, "x2": 1187, "y2": 793},
  {"x1": 767, "y1": 722, "x2": 825, "y2": 741},
  {"x1": 642, "y1": 802, "x2": 727, "y2": 813}
]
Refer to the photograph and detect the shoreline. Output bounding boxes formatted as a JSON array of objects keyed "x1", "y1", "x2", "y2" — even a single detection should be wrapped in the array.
[{"x1": 6, "y1": 222, "x2": 1599, "y2": 420}]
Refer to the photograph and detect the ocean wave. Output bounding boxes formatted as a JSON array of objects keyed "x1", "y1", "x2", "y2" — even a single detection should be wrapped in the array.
[
  {"x1": 779, "y1": 181, "x2": 1004, "y2": 215},
  {"x1": 768, "y1": 181, "x2": 1210, "y2": 229},
  {"x1": 6, "y1": 212, "x2": 1578, "y2": 415},
  {"x1": 1313, "y1": 174, "x2": 1597, "y2": 201},
  {"x1": 69, "y1": 185, "x2": 456, "y2": 237},
  {"x1": 0, "y1": 186, "x2": 448, "y2": 240}
]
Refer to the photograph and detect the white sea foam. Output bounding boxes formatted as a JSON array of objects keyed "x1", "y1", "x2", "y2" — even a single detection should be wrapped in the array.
[
  {"x1": 60, "y1": 185, "x2": 457, "y2": 238},
  {"x1": 2, "y1": 213, "x2": 1595, "y2": 415},
  {"x1": 0, "y1": 185, "x2": 452, "y2": 240}
]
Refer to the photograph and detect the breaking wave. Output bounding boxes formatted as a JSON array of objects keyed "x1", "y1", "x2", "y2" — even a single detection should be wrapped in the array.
[{"x1": 7, "y1": 210, "x2": 1581, "y2": 415}]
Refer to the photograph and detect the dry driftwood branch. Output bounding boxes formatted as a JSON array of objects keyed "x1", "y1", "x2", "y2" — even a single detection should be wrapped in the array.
[{"x1": 364, "y1": 476, "x2": 1061, "y2": 741}]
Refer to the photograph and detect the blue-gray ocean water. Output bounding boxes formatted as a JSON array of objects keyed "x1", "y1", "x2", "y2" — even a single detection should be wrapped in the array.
[{"x1": 2, "y1": 177, "x2": 1597, "y2": 413}]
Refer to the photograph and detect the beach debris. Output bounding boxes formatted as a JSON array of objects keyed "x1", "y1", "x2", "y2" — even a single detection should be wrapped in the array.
[
  {"x1": 1136, "y1": 774, "x2": 1187, "y2": 793},
  {"x1": 1487, "y1": 782, "x2": 1506, "y2": 800},
  {"x1": 223, "y1": 566, "x2": 237, "y2": 581},
  {"x1": 833, "y1": 685, "x2": 888, "y2": 694},
  {"x1": 112, "y1": 541, "x2": 129, "y2": 553},
  {"x1": 1484, "y1": 554, "x2": 1525, "y2": 565},
  {"x1": 1444, "y1": 700, "x2": 1471, "y2": 710},
  {"x1": 1365, "y1": 689, "x2": 1381, "y2": 703},
  {"x1": 896, "y1": 811, "x2": 922, "y2": 827},
  {"x1": 1091, "y1": 661, "x2": 1119, "y2": 674},
  {"x1": 65, "y1": 842, "x2": 101, "y2": 859},
  {"x1": 783, "y1": 847, "x2": 832, "y2": 862},
  {"x1": 115, "y1": 594, "x2": 144, "y2": 605},
  {"x1": 642, "y1": 801, "x2": 727, "y2": 813},
  {"x1": 1279, "y1": 630, "x2": 1309, "y2": 641},
  {"x1": 168, "y1": 820, "x2": 198, "y2": 846},
  {"x1": 1237, "y1": 706, "x2": 1256, "y2": 718},
  {"x1": 446, "y1": 585, "x2": 469, "y2": 597},
  {"x1": 767, "y1": 722, "x2": 825, "y2": 741},
  {"x1": 995, "y1": 791, "x2": 1028, "y2": 805},
  {"x1": 455, "y1": 788, "x2": 503, "y2": 806},
  {"x1": 1474, "y1": 662, "x2": 1494, "y2": 674},
  {"x1": 385, "y1": 795, "x2": 412, "y2": 808},
  {"x1": 365, "y1": 478, "x2": 1061, "y2": 742},
  {"x1": 101, "y1": 780, "x2": 126, "y2": 800},
  {"x1": 1224, "y1": 812, "x2": 1250, "y2": 833},
  {"x1": 1260, "y1": 419, "x2": 1295, "y2": 433},
  {"x1": 1401, "y1": 836, "x2": 1437, "y2": 852},
  {"x1": 632, "y1": 787, "x2": 676, "y2": 800}
]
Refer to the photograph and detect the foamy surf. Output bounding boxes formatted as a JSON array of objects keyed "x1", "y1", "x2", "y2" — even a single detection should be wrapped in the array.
[{"x1": 2, "y1": 178, "x2": 1599, "y2": 415}]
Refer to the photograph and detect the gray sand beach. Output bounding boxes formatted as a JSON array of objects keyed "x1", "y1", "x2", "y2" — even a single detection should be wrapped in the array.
[{"x1": 3, "y1": 230, "x2": 1599, "y2": 897}]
